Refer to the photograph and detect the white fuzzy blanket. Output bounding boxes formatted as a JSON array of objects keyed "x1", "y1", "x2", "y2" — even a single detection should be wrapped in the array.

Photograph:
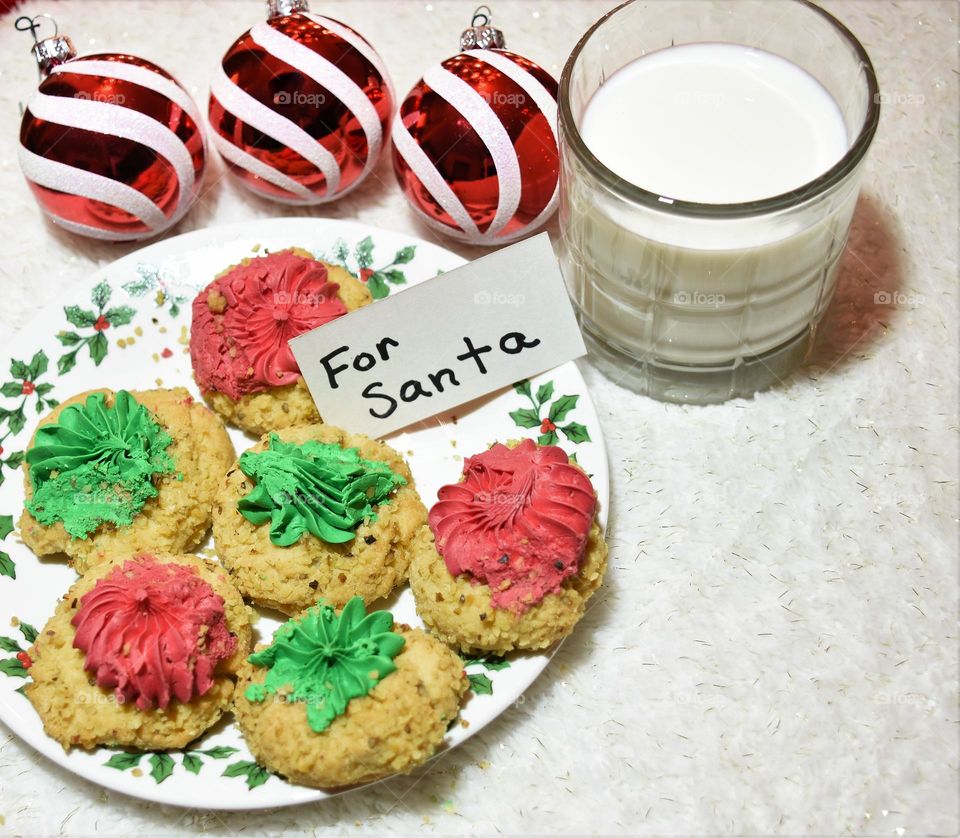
[{"x1": 0, "y1": 1, "x2": 956, "y2": 835}]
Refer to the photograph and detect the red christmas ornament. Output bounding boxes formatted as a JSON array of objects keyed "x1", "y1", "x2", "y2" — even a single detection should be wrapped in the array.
[
  {"x1": 208, "y1": 0, "x2": 394, "y2": 205},
  {"x1": 16, "y1": 15, "x2": 206, "y2": 242},
  {"x1": 392, "y1": 8, "x2": 559, "y2": 246}
]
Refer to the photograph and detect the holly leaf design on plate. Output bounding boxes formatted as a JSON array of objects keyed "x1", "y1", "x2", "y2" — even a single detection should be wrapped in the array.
[
  {"x1": 64, "y1": 306, "x2": 97, "y2": 329},
  {"x1": 0, "y1": 514, "x2": 14, "y2": 541},
  {"x1": 548, "y1": 395, "x2": 579, "y2": 423},
  {"x1": 223, "y1": 760, "x2": 271, "y2": 789},
  {"x1": 19, "y1": 622, "x2": 38, "y2": 643},
  {"x1": 89, "y1": 332, "x2": 109, "y2": 366},
  {"x1": 0, "y1": 553, "x2": 14, "y2": 580},
  {"x1": 104, "y1": 752, "x2": 143, "y2": 771},
  {"x1": 535, "y1": 381, "x2": 555, "y2": 404},
  {"x1": 509, "y1": 407, "x2": 540, "y2": 429},
  {"x1": 56, "y1": 331, "x2": 82, "y2": 346},
  {"x1": 182, "y1": 753, "x2": 203, "y2": 775},
  {"x1": 513, "y1": 379, "x2": 532, "y2": 398},
  {"x1": 91, "y1": 281, "x2": 112, "y2": 310},
  {"x1": 464, "y1": 655, "x2": 511, "y2": 672},
  {"x1": 467, "y1": 673, "x2": 493, "y2": 695},
  {"x1": 0, "y1": 658, "x2": 26, "y2": 677},
  {"x1": 0, "y1": 636, "x2": 22, "y2": 653},
  {"x1": 104, "y1": 306, "x2": 136, "y2": 327},
  {"x1": 148, "y1": 752, "x2": 175, "y2": 784},
  {"x1": 393, "y1": 245, "x2": 416, "y2": 265},
  {"x1": 560, "y1": 422, "x2": 591, "y2": 444},
  {"x1": 200, "y1": 746, "x2": 239, "y2": 759},
  {"x1": 366, "y1": 273, "x2": 390, "y2": 300},
  {"x1": 354, "y1": 236, "x2": 375, "y2": 269}
]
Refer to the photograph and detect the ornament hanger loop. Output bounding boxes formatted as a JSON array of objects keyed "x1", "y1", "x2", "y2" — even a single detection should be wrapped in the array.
[
  {"x1": 471, "y1": 5, "x2": 493, "y2": 27},
  {"x1": 14, "y1": 13, "x2": 58, "y2": 44},
  {"x1": 461, "y1": 5, "x2": 505, "y2": 51}
]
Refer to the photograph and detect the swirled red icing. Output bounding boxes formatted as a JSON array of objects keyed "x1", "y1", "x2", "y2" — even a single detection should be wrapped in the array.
[
  {"x1": 428, "y1": 440, "x2": 597, "y2": 612},
  {"x1": 71, "y1": 555, "x2": 237, "y2": 710},
  {"x1": 190, "y1": 251, "x2": 347, "y2": 399}
]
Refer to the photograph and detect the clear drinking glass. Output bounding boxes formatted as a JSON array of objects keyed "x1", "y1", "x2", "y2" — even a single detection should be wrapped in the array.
[{"x1": 558, "y1": 0, "x2": 880, "y2": 403}]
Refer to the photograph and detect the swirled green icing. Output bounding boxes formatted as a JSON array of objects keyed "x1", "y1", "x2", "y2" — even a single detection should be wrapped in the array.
[
  {"x1": 237, "y1": 434, "x2": 406, "y2": 547},
  {"x1": 25, "y1": 390, "x2": 175, "y2": 538},
  {"x1": 245, "y1": 597, "x2": 405, "y2": 732}
]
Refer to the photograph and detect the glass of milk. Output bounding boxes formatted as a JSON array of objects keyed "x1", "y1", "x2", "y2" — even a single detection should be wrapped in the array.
[{"x1": 558, "y1": 0, "x2": 880, "y2": 403}]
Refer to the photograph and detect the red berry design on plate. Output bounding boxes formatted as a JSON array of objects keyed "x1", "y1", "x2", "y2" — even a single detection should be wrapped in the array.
[
  {"x1": 16, "y1": 651, "x2": 32, "y2": 669},
  {"x1": 359, "y1": 267, "x2": 374, "y2": 283},
  {"x1": 510, "y1": 380, "x2": 592, "y2": 447},
  {"x1": 93, "y1": 315, "x2": 110, "y2": 331}
]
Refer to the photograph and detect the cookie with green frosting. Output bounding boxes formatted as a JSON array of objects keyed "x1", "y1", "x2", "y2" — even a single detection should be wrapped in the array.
[
  {"x1": 234, "y1": 597, "x2": 468, "y2": 789},
  {"x1": 19, "y1": 388, "x2": 236, "y2": 574},
  {"x1": 24, "y1": 390, "x2": 176, "y2": 539},
  {"x1": 213, "y1": 424, "x2": 428, "y2": 614},
  {"x1": 236, "y1": 433, "x2": 407, "y2": 547}
]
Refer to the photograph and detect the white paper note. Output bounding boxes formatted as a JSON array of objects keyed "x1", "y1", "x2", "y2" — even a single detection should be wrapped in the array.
[{"x1": 290, "y1": 234, "x2": 586, "y2": 437}]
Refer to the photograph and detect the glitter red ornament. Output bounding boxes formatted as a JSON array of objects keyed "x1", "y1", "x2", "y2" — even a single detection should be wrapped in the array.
[
  {"x1": 392, "y1": 7, "x2": 560, "y2": 246},
  {"x1": 208, "y1": 0, "x2": 394, "y2": 205},
  {"x1": 16, "y1": 15, "x2": 206, "y2": 242}
]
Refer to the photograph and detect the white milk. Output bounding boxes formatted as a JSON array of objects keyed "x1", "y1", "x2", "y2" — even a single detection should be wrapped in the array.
[
  {"x1": 581, "y1": 44, "x2": 848, "y2": 204},
  {"x1": 561, "y1": 43, "x2": 864, "y2": 398}
]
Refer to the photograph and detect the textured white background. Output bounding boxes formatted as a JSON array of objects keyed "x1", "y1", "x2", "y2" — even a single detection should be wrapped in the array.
[{"x1": 0, "y1": 1, "x2": 957, "y2": 835}]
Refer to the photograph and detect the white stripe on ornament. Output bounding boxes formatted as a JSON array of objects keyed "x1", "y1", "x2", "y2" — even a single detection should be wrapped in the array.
[
  {"x1": 18, "y1": 145, "x2": 169, "y2": 230},
  {"x1": 249, "y1": 20, "x2": 381, "y2": 191},
  {"x1": 41, "y1": 211, "x2": 154, "y2": 241},
  {"x1": 304, "y1": 14, "x2": 395, "y2": 103},
  {"x1": 422, "y1": 63, "x2": 522, "y2": 239},
  {"x1": 210, "y1": 131, "x2": 316, "y2": 203},
  {"x1": 51, "y1": 59, "x2": 203, "y2": 128},
  {"x1": 391, "y1": 114, "x2": 480, "y2": 239},
  {"x1": 465, "y1": 48, "x2": 560, "y2": 237},
  {"x1": 397, "y1": 192, "x2": 482, "y2": 245},
  {"x1": 210, "y1": 64, "x2": 341, "y2": 196},
  {"x1": 26, "y1": 91, "x2": 196, "y2": 209}
]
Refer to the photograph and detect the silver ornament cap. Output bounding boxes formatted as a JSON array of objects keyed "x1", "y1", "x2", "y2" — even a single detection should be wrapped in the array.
[
  {"x1": 266, "y1": 0, "x2": 310, "y2": 20},
  {"x1": 460, "y1": 6, "x2": 505, "y2": 50},
  {"x1": 31, "y1": 35, "x2": 77, "y2": 76},
  {"x1": 15, "y1": 14, "x2": 76, "y2": 77}
]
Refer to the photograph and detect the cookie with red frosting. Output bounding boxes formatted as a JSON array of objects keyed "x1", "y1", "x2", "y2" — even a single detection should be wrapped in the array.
[
  {"x1": 24, "y1": 552, "x2": 251, "y2": 751},
  {"x1": 190, "y1": 248, "x2": 371, "y2": 435},
  {"x1": 409, "y1": 439, "x2": 608, "y2": 654}
]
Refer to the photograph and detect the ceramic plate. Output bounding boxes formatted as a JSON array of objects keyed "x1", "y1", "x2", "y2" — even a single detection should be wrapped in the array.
[{"x1": 0, "y1": 217, "x2": 608, "y2": 809}]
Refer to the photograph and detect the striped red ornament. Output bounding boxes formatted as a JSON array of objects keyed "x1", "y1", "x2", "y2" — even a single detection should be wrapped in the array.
[
  {"x1": 208, "y1": 9, "x2": 394, "y2": 205},
  {"x1": 18, "y1": 47, "x2": 206, "y2": 243},
  {"x1": 392, "y1": 43, "x2": 559, "y2": 247}
]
